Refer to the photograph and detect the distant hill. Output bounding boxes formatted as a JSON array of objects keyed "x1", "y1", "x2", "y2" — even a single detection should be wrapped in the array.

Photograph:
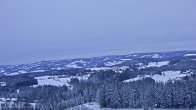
[{"x1": 0, "y1": 50, "x2": 196, "y2": 75}]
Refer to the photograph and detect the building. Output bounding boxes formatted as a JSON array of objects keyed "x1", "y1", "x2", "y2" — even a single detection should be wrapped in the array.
[{"x1": 0, "y1": 82, "x2": 6, "y2": 87}]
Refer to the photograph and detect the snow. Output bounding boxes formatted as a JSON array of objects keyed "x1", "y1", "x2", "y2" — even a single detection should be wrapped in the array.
[
  {"x1": 66, "y1": 63, "x2": 80, "y2": 68},
  {"x1": 86, "y1": 67, "x2": 111, "y2": 71},
  {"x1": 120, "y1": 59, "x2": 132, "y2": 61},
  {"x1": 126, "y1": 54, "x2": 137, "y2": 57},
  {"x1": 138, "y1": 61, "x2": 169, "y2": 69},
  {"x1": 124, "y1": 75, "x2": 151, "y2": 82},
  {"x1": 115, "y1": 108, "x2": 191, "y2": 110},
  {"x1": 0, "y1": 70, "x2": 5, "y2": 73},
  {"x1": 56, "y1": 67, "x2": 66, "y2": 70},
  {"x1": 0, "y1": 98, "x2": 18, "y2": 102},
  {"x1": 152, "y1": 54, "x2": 162, "y2": 58},
  {"x1": 152, "y1": 71, "x2": 187, "y2": 82},
  {"x1": 30, "y1": 103, "x2": 37, "y2": 109},
  {"x1": 104, "y1": 61, "x2": 124, "y2": 66},
  {"x1": 124, "y1": 71, "x2": 191, "y2": 83},
  {"x1": 87, "y1": 66, "x2": 129, "y2": 71},
  {"x1": 67, "y1": 102, "x2": 102, "y2": 110},
  {"x1": 67, "y1": 102, "x2": 190, "y2": 110},
  {"x1": 184, "y1": 54, "x2": 196, "y2": 57},
  {"x1": 0, "y1": 98, "x2": 7, "y2": 102},
  {"x1": 140, "y1": 55, "x2": 151, "y2": 58},
  {"x1": 120, "y1": 66, "x2": 129, "y2": 70},
  {"x1": 34, "y1": 74, "x2": 90, "y2": 87},
  {"x1": 83, "y1": 102, "x2": 102, "y2": 110},
  {"x1": 66, "y1": 60, "x2": 87, "y2": 68},
  {"x1": 35, "y1": 75, "x2": 69, "y2": 87},
  {"x1": 148, "y1": 61, "x2": 169, "y2": 67},
  {"x1": 18, "y1": 70, "x2": 27, "y2": 73},
  {"x1": 103, "y1": 57, "x2": 110, "y2": 61},
  {"x1": 140, "y1": 54, "x2": 162, "y2": 58},
  {"x1": 7, "y1": 70, "x2": 28, "y2": 75},
  {"x1": 0, "y1": 98, "x2": 36, "y2": 109},
  {"x1": 6, "y1": 72, "x2": 20, "y2": 76},
  {"x1": 31, "y1": 70, "x2": 46, "y2": 73}
]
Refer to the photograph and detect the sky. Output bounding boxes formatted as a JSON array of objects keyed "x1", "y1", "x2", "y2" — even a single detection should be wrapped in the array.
[{"x1": 0, "y1": 0, "x2": 196, "y2": 65}]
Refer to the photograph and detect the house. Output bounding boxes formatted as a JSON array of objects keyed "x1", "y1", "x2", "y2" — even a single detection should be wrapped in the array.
[{"x1": 0, "y1": 82, "x2": 6, "y2": 87}]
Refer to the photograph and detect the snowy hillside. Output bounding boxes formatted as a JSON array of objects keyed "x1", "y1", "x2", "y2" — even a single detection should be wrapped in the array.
[
  {"x1": 138, "y1": 61, "x2": 169, "y2": 69},
  {"x1": 34, "y1": 74, "x2": 90, "y2": 87},
  {"x1": 124, "y1": 70, "x2": 193, "y2": 83},
  {"x1": 0, "y1": 50, "x2": 196, "y2": 75},
  {"x1": 1, "y1": 50, "x2": 196, "y2": 110}
]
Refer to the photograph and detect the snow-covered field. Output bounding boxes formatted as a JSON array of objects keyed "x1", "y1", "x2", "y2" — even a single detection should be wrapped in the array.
[
  {"x1": 83, "y1": 102, "x2": 102, "y2": 110},
  {"x1": 152, "y1": 71, "x2": 190, "y2": 82},
  {"x1": 34, "y1": 74, "x2": 90, "y2": 87},
  {"x1": 31, "y1": 70, "x2": 46, "y2": 73},
  {"x1": 5, "y1": 70, "x2": 28, "y2": 76},
  {"x1": 0, "y1": 69, "x2": 5, "y2": 73},
  {"x1": 86, "y1": 66, "x2": 129, "y2": 71},
  {"x1": 86, "y1": 67, "x2": 111, "y2": 71},
  {"x1": 124, "y1": 71, "x2": 191, "y2": 83},
  {"x1": 184, "y1": 54, "x2": 196, "y2": 57},
  {"x1": 138, "y1": 61, "x2": 169, "y2": 69},
  {"x1": 104, "y1": 61, "x2": 124, "y2": 66},
  {"x1": 120, "y1": 59, "x2": 132, "y2": 61},
  {"x1": 139, "y1": 54, "x2": 162, "y2": 58},
  {"x1": 66, "y1": 102, "x2": 192, "y2": 110},
  {"x1": 66, "y1": 60, "x2": 88, "y2": 68}
]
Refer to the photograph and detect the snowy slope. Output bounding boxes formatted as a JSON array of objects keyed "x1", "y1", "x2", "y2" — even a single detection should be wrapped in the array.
[
  {"x1": 34, "y1": 74, "x2": 90, "y2": 87},
  {"x1": 138, "y1": 61, "x2": 169, "y2": 69},
  {"x1": 104, "y1": 61, "x2": 124, "y2": 66},
  {"x1": 124, "y1": 71, "x2": 192, "y2": 83},
  {"x1": 0, "y1": 50, "x2": 196, "y2": 75},
  {"x1": 139, "y1": 54, "x2": 162, "y2": 58},
  {"x1": 184, "y1": 54, "x2": 196, "y2": 57}
]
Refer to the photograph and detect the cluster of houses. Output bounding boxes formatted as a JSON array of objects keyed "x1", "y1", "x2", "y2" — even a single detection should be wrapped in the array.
[
  {"x1": 0, "y1": 98, "x2": 36, "y2": 110},
  {"x1": 0, "y1": 98, "x2": 18, "y2": 110}
]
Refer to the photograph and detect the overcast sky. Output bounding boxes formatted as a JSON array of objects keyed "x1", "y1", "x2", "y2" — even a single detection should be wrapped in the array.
[{"x1": 0, "y1": 0, "x2": 196, "y2": 65}]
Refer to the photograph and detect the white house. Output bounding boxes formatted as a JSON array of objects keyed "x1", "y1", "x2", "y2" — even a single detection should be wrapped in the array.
[{"x1": 0, "y1": 82, "x2": 6, "y2": 87}]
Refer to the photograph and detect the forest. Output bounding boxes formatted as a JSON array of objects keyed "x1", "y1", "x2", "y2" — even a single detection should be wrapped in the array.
[
  {"x1": 1, "y1": 55, "x2": 196, "y2": 110},
  {"x1": 0, "y1": 69, "x2": 196, "y2": 110}
]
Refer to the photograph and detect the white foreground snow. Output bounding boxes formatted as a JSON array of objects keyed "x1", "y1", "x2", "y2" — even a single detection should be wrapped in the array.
[{"x1": 66, "y1": 102, "x2": 191, "y2": 110}]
